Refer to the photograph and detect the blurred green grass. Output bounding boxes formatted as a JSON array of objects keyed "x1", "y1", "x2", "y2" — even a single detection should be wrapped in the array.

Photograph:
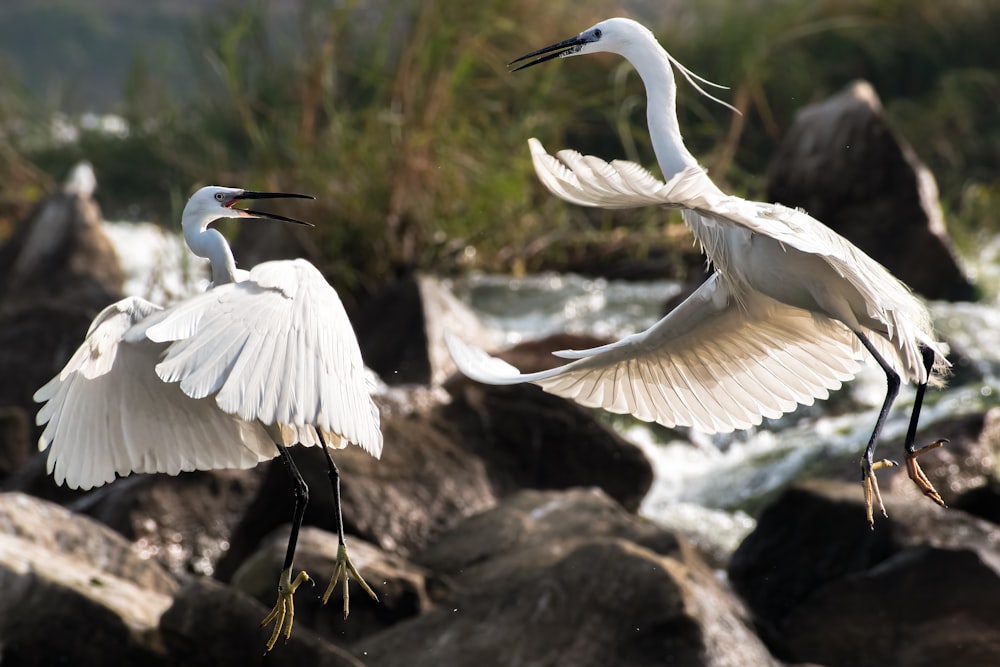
[{"x1": 0, "y1": 0, "x2": 997, "y2": 300}]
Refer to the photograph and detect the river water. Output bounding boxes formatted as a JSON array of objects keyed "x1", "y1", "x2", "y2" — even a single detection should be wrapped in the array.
[{"x1": 105, "y1": 221, "x2": 1000, "y2": 559}]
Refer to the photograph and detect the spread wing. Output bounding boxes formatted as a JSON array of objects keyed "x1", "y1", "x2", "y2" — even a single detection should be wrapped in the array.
[
  {"x1": 447, "y1": 275, "x2": 862, "y2": 434},
  {"x1": 144, "y1": 259, "x2": 383, "y2": 458},
  {"x1": 34, "y1": 297, "x2": 277, "y2": 490}
]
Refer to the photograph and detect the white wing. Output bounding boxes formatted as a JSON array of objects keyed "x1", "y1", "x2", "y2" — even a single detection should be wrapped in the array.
[
  {"x1": 34, "y1": 297, "x2": 277, "y2": 490},
  {"x1": 447, "y1": 275, "x2": 862, "y2": 434},
  {"x1": 144, "y1": 259, "x2": 382, "y2": 458},
  {"x1": 528, "y1": 137, "x2": 722, "y2": 210}
]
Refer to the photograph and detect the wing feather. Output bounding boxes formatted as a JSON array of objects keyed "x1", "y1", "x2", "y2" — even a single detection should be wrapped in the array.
[
  {"x1": 447, "y1": 275, "x2": 862, "y2": 434},
  {"x1": 146, "y1": 259, "x2": 382, "y2": 458},
  {"x1": 34, "y1": 297, "x2": 277, "y2": 490}
]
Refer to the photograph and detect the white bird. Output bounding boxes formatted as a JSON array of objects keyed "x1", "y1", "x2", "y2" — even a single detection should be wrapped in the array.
[
  {"x1": 34, "y1": 186, "x2": 382, "y2": 651},
  {"x1": 447, "y1": 17, "x2": 949, "y2": 524}
]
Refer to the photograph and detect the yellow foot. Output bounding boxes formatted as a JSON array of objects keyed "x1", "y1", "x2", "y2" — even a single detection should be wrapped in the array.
[
  {"x1": 322, "y1": 543, "x2": 378, "y2": 618},
  {"x1": 906, "y1": 439, "x2": 948, "y2": 508},
  {"x1": 260, "y1": 567, "x2": 310, "y2": 652},
  {"x1": 862, "y1": 458, "x2": 898, "y2": 527}
]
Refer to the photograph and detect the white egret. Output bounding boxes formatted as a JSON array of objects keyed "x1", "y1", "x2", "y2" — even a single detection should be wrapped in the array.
[
  {"x1": 34, "y1": 186, "x2": 382, "y2": 651},
  {"x1": 447, "y1": 17, "x2": 949, "y2": 524}
]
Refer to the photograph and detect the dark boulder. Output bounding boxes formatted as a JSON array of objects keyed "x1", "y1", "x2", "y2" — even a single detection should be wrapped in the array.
[
  {"x1": 729, "y1": 479, "x2": 1000, "y2": 666},
  {"x1": 355, "y1": 488, "x2": 779, "y2": 667},
  {"x1": 160, "y1": 577, "x2": 364, "y2": 667}
]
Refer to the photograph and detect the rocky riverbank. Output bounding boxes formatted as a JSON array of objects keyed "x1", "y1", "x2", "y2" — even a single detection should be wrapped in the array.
[{"x1": 1, "y1": 81, "x2": 998, "y2": 666}]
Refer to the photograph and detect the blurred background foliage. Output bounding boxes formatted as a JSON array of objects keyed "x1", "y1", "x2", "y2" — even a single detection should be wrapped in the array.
[{"x1": 0, "y1": 0, "x2": 997, "y2": 299}]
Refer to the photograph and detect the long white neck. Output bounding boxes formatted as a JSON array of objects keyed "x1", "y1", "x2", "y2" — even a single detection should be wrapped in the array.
[
  {"x1": 619, "y1": 34, "x2": 698, "y2": 180},
  {"x1": 181, "y1": 210, "x2": 238, "y2": 286}
]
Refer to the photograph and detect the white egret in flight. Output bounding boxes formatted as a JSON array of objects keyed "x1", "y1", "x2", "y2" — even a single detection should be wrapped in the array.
[
  {"x1": 447, "y1": 17, "x2": 949, "y2": 524},
  {"x1": 34, "y1": 186, "x2": 382, "y2": 651}
]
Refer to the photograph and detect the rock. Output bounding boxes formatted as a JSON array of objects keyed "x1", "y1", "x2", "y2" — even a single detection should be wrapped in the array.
[
  {"x1": 941, "y1": 407, "x2": 1000, "y2": 525},
  {"x1": 356, "y1": 488, "x2": 778, "y2": 667},
  {"x1": 159, "y1": 577, "x2": 364, "y2": 667},
  {"x1": 76, "y1": 469, "x2": 265, "y2": 577},
  {"x1": 729, "y1": 479, "x2": 1000, "y2": 666},
  {"x1": 884, "y1": 407, "x2": 1000, "y2": 504},
  {"x1": 443, "y1": 378, "x2": 654, "y2": 513},
  {"x1": 354, "y1": 274, "x2": 504, "y2": 386},
  {"x1": 231, "y1": 526, "x2": 432, "y2": 645},
  {"x1": 0, "y1": 491, "x2": 177, "y2": 594},
  {"x1": 0, "y1": 407, "x2": 31, "y2": 479},
  {"x1": 767, "y1": 80, "x2": 975, "y2": 302},
  {"x1": 493, "y1": 332, "x2": 613, "y2": 374},
  {"x1": 0, "y1": 492, "x2": 176, "y2": 665},
  {"x1": 781, "y1": 547, "x2": 1000, "y2": 667},
  {"x1": 0, "y1": 178, "x2": 123, "y2": 311}
]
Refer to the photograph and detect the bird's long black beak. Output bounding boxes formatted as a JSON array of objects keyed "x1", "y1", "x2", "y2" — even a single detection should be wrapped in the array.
[
  {"x1": 231, "y1": 190, "x2": 315, "y2": 226},
  {"x1": 509, "y1": 35, "x2": 586, "y2": 72}
]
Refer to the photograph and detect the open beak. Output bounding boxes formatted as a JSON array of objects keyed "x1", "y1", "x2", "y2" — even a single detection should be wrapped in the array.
[
  {"x1": 509, "y1": 35, "x2": 587, "y2": 72},
  {"x1": 227, "y1": 190, "x2": 315, "y2": 226}
]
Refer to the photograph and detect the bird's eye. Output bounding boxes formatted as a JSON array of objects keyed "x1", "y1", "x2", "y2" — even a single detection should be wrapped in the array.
[
  {"x1": 593, "y1": 29, "x2": 602, "y2": 39},
  {"x1": 215, "y1": 193, "x2": 225, "y2": 201}
]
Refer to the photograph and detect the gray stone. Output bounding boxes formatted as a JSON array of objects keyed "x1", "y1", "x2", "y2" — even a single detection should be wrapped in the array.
[
  {"x1": 0, "y1": 492, "x2": 176, "y2": 665},
  {"x1": 356, "y1": 488, "x2": 778, "y2": 667}
]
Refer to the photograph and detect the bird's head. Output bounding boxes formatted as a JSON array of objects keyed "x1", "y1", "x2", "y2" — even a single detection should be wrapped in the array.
[
  {"x1": 183, "y1": 186, "x2": 315, "y2": 231},
  {"x1": 509, "y1": 18, "x2": 647, "y2": 70},
  {"x1": 509, "y1": 18, "x2": 737, "y2": 114}
]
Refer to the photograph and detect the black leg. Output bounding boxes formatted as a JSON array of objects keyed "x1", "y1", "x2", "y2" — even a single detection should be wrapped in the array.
[
  {"x1": 902, "y1": 345, "x2": 947, "y2": 506},
  {"x1": 260, "y1": 441, "x2": 312, "y2": 652},
  {"x1": 319, "y1": 440, "x2": 347, "y2": 549},
  {"x1": 276, "y1": 441, "x2": 309, "y2": 572},
  {"x1": 315, "y1": 433, "x2": 378, "y2": 614},
  {"x1": 855, "y1": 333, "x2": 901, "y2": 466},
  {"x1": 903, "y1": 346, "x2": 936, "y2": 455},
  {"x1": 855, "y1": 332, "x2": 901, "y2": 525}
]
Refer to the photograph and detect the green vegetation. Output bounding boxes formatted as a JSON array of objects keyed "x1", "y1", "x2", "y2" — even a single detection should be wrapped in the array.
[{"x1": 1, "y1": 0, "x2": 998, "y2": 300}]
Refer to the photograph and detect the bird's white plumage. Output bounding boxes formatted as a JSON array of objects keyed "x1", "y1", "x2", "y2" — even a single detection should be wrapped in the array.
[
  {"x1": 34, "y1": 297, "x2": 278, "y2": 489},
  {"x1": 528, "y1": 137, "x2": 720, "y2": 210},
  {"x1": 448, "y1": 17, "x2": 949, "y2": 437},
  {"x1": 447, "y1": 274, "x2": 861, "y2": 433},
  {"x1": 530, "y1": 138, "x2": 946, "y2": 385},
  {"x1": 35, "y1": 186, "x2": 383, "y2": 491},
  {"x1": 145, "y1": 259, "x2": 382, "y2": 457}
]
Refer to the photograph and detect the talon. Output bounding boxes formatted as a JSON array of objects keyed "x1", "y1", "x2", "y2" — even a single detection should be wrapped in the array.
[
  {"x1": 862, "y1": 459, "x2": 892, "y2": 527},
  {"x1": 261, "y1": 567, "x2": 310, "y2": 652},
  {"x1": 906, "y1": 439, "x2": 948, "y2": 508},
  {"x1": 871, "y1": 458, "x2": 898, "y2": 471},
  {"x1": 322, "y1": 543, "x2": 378, "y2": 618}
]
